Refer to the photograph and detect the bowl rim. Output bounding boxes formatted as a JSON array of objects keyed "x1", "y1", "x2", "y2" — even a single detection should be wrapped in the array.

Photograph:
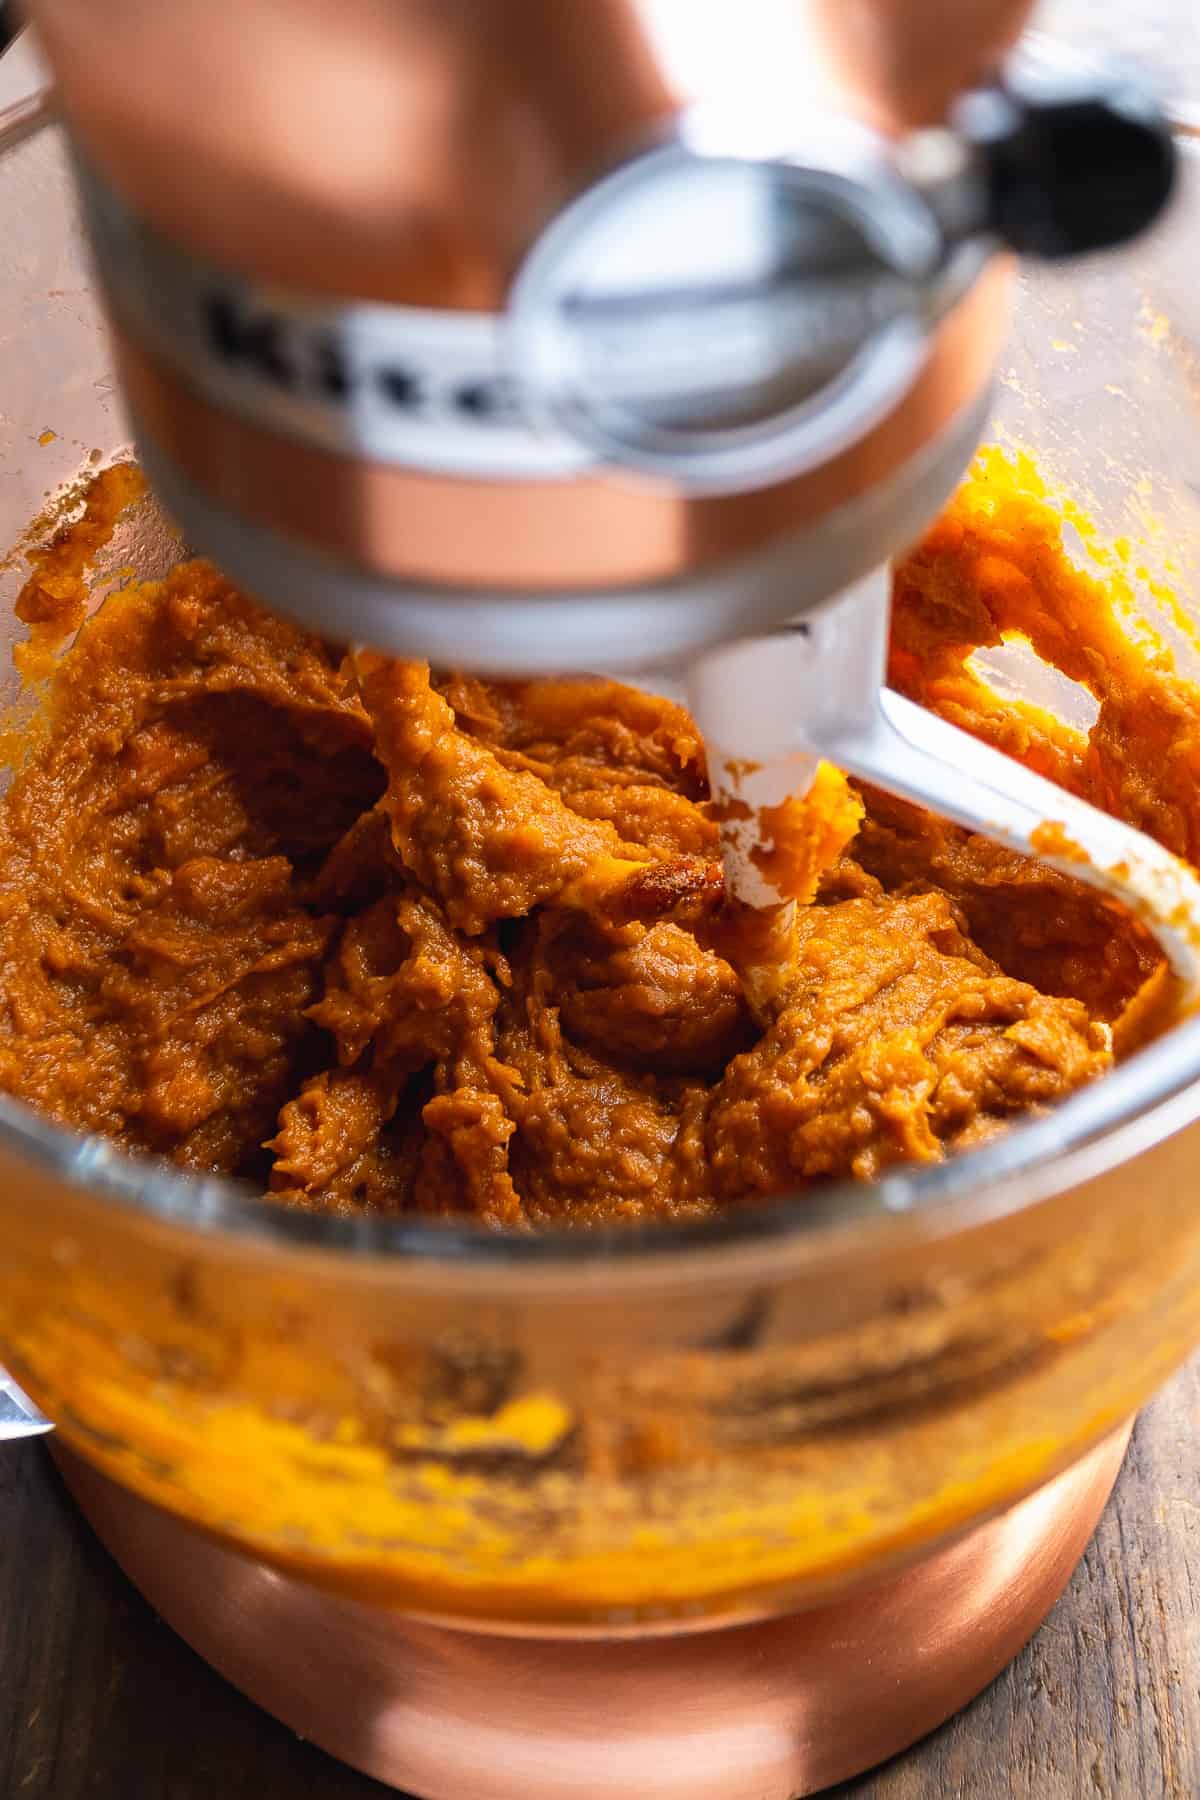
[{"x1": 4, "y1": 1008, "x2": 1200, "y2": 1273}]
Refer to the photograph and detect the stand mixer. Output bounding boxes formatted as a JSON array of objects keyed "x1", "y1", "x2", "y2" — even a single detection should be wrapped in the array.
[{"x1": 3, "y1": 3, "x2": 1200, "y2": 1796}]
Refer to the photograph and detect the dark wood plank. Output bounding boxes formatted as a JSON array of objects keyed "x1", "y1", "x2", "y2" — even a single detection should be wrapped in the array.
[
  {"x1": 1, "y1": 1355, "x2": 1198, "y2": 1799},
  {"x1": 0, "y1": 1446, "x2": 390, "y2": 1799}
]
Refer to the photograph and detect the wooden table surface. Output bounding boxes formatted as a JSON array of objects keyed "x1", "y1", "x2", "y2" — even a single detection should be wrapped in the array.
[{"x1": 1, "y1": 1354, "x2": 1197, "y2": 1800}]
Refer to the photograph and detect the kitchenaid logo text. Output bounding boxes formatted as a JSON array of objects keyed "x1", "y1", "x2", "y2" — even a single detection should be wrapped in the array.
[
  {"x1": 203, "y1": 292, "x2": 523, "y2": 426},
  {"x1": 79, "y1": 154, "x2": 585, "y2": 474}
]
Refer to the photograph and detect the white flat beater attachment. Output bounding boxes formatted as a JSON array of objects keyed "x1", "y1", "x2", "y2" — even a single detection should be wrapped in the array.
[{"x1": 683, "y1": 565, "x2": 1200, "y2": 1008}]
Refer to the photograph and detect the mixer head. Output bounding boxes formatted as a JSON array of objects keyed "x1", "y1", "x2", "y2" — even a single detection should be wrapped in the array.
[{"x1": 25, "y1": 0, "x2": 1176, "y2": 675}]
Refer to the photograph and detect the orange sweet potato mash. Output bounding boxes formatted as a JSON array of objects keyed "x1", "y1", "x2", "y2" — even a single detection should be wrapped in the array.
[{"x1": 0, "y1": 452, "x2": 1186, "y2": 1226}]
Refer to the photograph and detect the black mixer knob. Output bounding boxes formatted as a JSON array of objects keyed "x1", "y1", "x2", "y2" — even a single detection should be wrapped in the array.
[{"x1": 958, "y1": 58, "x2": 1178, "y2": 259}]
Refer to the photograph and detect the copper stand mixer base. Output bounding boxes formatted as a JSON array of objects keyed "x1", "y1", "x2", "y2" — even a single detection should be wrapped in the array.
[{"x1": 55, "y1": 1429, "x2": 1130, "y2": 1800}]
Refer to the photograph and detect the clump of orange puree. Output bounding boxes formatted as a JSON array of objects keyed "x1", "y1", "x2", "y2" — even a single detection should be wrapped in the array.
[
  {"x1": 0, "y1": 451, "x2": 1188, "y2": 1227},
  {"x1": 12, "y1": 462, "x2": 146, "y2": 681}
]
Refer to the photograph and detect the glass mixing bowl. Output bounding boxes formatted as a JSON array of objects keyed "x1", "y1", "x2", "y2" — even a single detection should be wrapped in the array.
[{"x1": 1, "y1": 61, "x2": 1200, "y2": 1635}]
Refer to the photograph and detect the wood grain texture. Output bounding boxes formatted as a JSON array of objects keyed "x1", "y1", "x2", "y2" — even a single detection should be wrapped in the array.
[{"x1": 1, "y1": 1356, "x2": 1197, "y2": 1800}]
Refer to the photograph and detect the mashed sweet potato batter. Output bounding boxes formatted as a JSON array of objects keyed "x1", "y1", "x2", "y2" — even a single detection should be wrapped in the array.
[{"x1": 0, "y1": 451, "x2": 1186, "y2": 1226}]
